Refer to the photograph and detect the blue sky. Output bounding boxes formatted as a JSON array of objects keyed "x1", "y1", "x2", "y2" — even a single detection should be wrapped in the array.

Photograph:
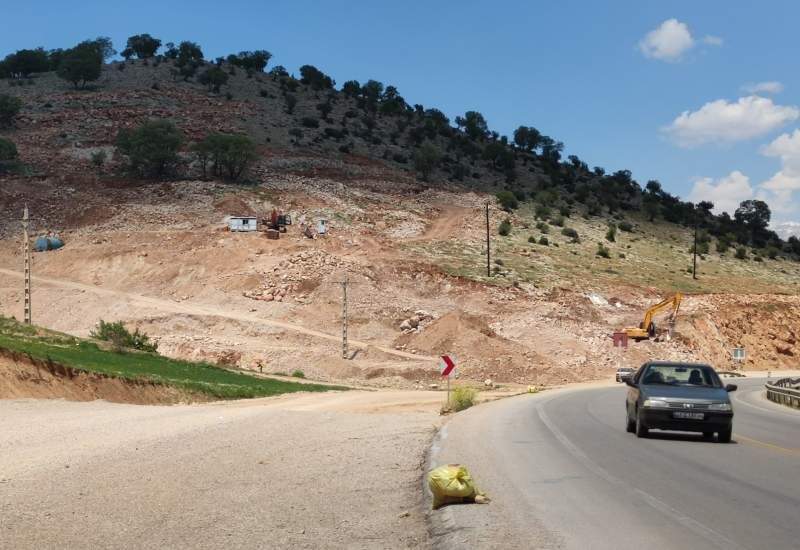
[{"x1": 4, "y1": 1, "x2": 800, "y2": 232}]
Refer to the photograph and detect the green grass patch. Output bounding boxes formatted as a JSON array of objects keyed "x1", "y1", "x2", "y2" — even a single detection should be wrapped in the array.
[{"x1": 0, "y1": 317, "x2": 343, "y2": 400}]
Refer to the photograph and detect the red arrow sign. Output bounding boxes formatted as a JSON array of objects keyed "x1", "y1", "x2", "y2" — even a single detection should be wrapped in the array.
[{"x1": 440, "y1": 355, "x2": 456, "y2": 377}]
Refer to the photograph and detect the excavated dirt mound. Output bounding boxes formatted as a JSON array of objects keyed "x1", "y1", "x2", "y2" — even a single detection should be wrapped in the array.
[
  {"x1": 394, "y1": 311, "x2": 580, "y2": 385},
  {"x1": 0, "y1": 351, "x2": 202, "y2": 405}
]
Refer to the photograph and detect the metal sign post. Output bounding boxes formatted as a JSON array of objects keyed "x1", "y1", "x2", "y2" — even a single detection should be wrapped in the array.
[
  {"x1": 731, "y1": 347, "x2": 745, "y2": 371},
  {"x1": 440, "y1": 355, "x2": 457, "y2": 407}
]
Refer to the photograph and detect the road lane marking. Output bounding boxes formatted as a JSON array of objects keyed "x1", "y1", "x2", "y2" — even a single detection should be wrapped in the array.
[
  {"x1": 734, "y1": 434, "x2": 800, "y2": 456},
  {"x1": 536, "y1": 402, "x2": 746, "y2": 550}
]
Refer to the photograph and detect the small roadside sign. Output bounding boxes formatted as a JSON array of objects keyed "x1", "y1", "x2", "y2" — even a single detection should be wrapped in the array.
[
  {"x1": 732, "y1": 348, "x2": 746, "y2": 361},
  {"x1": 440, "y1": 355, "x2": 457, "y2": 377}
]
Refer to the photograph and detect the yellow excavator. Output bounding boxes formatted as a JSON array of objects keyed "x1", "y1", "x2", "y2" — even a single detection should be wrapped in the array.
[{"x1": 624, "y1": 293, "x2": 683, "y2": 340}]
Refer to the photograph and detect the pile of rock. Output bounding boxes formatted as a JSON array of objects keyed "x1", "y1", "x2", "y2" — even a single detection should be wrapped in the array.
[
  {"x1": 399, "y1": 310, "x2": 436, "y2": 333},
  {"x1": 245, "y1": 249, "x2": 356, "y2": 302}
]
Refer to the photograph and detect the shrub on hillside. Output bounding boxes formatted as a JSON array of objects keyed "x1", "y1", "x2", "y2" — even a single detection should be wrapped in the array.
[
  {"x1": 618, "y1": 220, "x2": 634, "y2": 232},
  {"x1": 535, "y1": 221, "x2": 549, "y2": 233},
  {"x1": 413, "y1": 143, "x2": 441, "y2": 181},
  {"x1": 451, "y1": 386, "x2": 478, "y2": 412},
  {"x1": 734, "y1": 246, "x2": 748, "y2": 260},
  {"x1": 534, "y1": 204, "x2": 551, "y2": 219},
  {"x1": 495, "y1": 191, "x2": 518, "y2": 211},
  {"x1": 0, "y1": 137, "x2": 19, "y2": 174},
  {"x1": 90, "y1": 150, "x2": 106, "y2": 170},
  {"x1": 561, "y1": 227, "x2": 579, "y2": 242},
  {"x1": 198, "y1": 65, "x2": 229, "y2": 93},
  {"x1": 539, "y1": 236, "x2": 549, "y2": 246},
  {"x1": 193, "y1": 133, "x2": 257, "y2": 181},
  {"x1": 285, "y1": 94, "x2": 297, "y2": 114},
  {"x1": 0, "y1": 94, "x2": 22, "y2": 127},
  {"x1": 116, "y1": 120, "x2": 183, "y2": 177},
  {"x1": 596, "y1": 242, "x2": 611, "y2": 258},
  {"x1": 91, "y1": 319, "x2": 158, "y2": 353},
  {"x1": 606, "y1": 223, "x2": 617, "y2": 242},
  {"x1": 498, "y1": 218, "x2": 512, "y2": 236},
  {"x1": 550, "y1": 215, "x2": 565, "y2": 227}
]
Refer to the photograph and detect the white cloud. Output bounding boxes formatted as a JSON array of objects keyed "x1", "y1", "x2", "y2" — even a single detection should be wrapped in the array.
[
  {"x1": 703, "y1": 35, "x2": 724, "y2": 46},
  {"x1": 664, "y1": 96, "x2": 799, "y2": 147},
  {"x1": 758, "y1": 130, "x2": 800, "y2": 214},
  {"x1": 772, "y1": 221, "x2": 800, "y2": 239},
  {"x1": 742, "y1": 81, "x2": 784, "y2": 95},
  {"x1": 688, "y1": 170, "x2": 754, "y2": 215},
  {"x1": 639, "y1": 19, "x2": 695, "y2": 62}
]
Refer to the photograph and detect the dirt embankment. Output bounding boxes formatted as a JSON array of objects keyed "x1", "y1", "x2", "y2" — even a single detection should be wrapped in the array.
[
  {"x1": 681, "y1": 294, "x2": 800, "y2": 370},
  {"x1": 0, "y1": 350, "x2": 201, "y2": 405}
]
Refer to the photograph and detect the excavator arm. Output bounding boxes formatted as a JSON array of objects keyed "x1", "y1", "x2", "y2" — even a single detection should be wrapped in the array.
[{"x1": 624, "y1": 293, "x2": 682, "y2": 340}]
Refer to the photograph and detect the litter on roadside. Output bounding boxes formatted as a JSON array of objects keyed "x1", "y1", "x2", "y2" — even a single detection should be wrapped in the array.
[{"x1": 428, "y1": 464, "x2": 490, "y2": 509}]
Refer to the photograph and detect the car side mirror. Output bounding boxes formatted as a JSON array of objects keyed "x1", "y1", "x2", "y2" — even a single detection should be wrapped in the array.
[
  {"x1": 625, "y1": 379, "x2": 637, "y2": 388},
  {"x1": 725, "y1": 384, "x2": 737, "y2": 392}
]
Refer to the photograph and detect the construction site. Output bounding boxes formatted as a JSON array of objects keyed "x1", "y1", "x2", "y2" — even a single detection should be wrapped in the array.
[{"x1": 2, "y1": 165, "x2": 798, "y2": 402}]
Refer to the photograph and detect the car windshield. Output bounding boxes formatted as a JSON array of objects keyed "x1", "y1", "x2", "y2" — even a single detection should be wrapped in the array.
[{"x1": 640, "y1": 364, "x2": 720, "y2": 387}]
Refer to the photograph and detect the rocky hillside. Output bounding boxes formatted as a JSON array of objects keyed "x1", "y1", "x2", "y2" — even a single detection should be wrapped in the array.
[{"x1": 1, "y1": 39, "x2": 797, "y2": 263}]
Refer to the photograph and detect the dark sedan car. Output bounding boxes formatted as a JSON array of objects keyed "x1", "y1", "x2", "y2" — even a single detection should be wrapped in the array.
[{"x1": 625, "y1": 361, "x2": 736, "y2": 442}]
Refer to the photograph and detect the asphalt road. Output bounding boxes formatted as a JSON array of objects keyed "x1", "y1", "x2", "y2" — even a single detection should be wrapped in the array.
[{"x1": 429, "y1": 378, "x2": 800, "y2": 550}]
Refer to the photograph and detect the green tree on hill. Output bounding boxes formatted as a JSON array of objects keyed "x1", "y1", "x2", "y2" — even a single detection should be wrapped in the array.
[
  {"x1": 456, "y1": 111, "x2": 488, "y2": 140},
  {"x1": 175, "y1": 41, "x2": 204, "y2": 80},
  {"x1": 193, "y1": 133, "x2": 257, "y2": 181},
  {"x1": 413, "y1": 142, "x2": 441, "y2": 181},
  {"x1": 122, "y1": 34, "x2": 162, "y2": 59},
  {"x1": 513, "y1": 125, "x2": 542, "y2": 152},
  {"x1": 342, "y1": 80, "x2": 361, "y2": 97},
  {"x1": 0, "y1": 48, "x2": 50, "y2": 78},
  {"x1": 299, "y1": 65, "x2": 334, "y2": 90},
  {"x1": 227, "y1": 50, "x2": 272, "y2": 72},
  {"x1": 198, "y1": 65, "x2": 229, "y2": 93},
  {"x1": 735, "y1": 199, "x2": 771, "y2": 246},
  {"x1": 57, "y1": 42, "x2": 103, "y2": 88},
  {"x1": 116, "y1": 120, "x2": 183, "y2": 177}
]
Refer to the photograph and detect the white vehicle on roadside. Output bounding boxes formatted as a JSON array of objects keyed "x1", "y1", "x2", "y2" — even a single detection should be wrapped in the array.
[{"x1": 616, "y1": 367, "x2": 635, "y2": 383}]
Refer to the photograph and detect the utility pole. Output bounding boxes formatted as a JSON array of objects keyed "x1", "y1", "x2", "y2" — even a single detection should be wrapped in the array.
[
  {"x1": 485, "y1": 202, "x2": 491, "y2": 277},
  {"x1": 22, "y1": 205, "x2": 31, "y2": 324},
  {"x1": 692, "y1": 209, "x2": 698, "y2": 280},
  {"x1": 341, "y1": 274, "x2": 348, "y2": 359}
]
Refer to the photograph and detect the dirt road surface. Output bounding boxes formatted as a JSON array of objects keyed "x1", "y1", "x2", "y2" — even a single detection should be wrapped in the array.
[{"x1": 0, "y1": 391, "x2": 444, "y2": 549}]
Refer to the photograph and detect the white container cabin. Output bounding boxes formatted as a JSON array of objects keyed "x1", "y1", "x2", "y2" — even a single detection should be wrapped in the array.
[{"x1": 228, "y1": 216, "x2": 258, "y2": 232}]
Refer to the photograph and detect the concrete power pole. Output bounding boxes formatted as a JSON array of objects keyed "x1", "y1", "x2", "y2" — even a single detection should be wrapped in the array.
[
  {"x1": 22, "y1": 205, "x2": 31, "y2": 324},
  {"x1": 341, "y1": 275, "x2": 348, "y2": 359},
  {"x1": 485, "y1": 202, "x2": 491, "y2": 277}
]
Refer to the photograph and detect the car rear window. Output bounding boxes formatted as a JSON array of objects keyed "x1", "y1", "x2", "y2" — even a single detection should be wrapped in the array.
[{"x1": 640, "y1": 364, "x2": 721, "y2": 387}]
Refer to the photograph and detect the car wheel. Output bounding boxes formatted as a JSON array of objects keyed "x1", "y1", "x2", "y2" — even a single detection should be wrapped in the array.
[
  {"x1": 626, "y1": 411, "x2": 636, "y2": 433},
  {"x1": 718, "y1": 425, "x2": 732, "y2": 443},
  {"x1": 635, "y1": 409, "x2": 648, "y2": 438}
]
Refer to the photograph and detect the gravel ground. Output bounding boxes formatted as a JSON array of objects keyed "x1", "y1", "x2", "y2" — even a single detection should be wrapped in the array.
[{"x1": 0, "y1": 392, "x2": 441, "y2": 549}]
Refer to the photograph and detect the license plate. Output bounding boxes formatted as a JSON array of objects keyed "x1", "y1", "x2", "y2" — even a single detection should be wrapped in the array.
[{"x1": 673, "y1": 411, "x2": 704, "y2": 420}]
